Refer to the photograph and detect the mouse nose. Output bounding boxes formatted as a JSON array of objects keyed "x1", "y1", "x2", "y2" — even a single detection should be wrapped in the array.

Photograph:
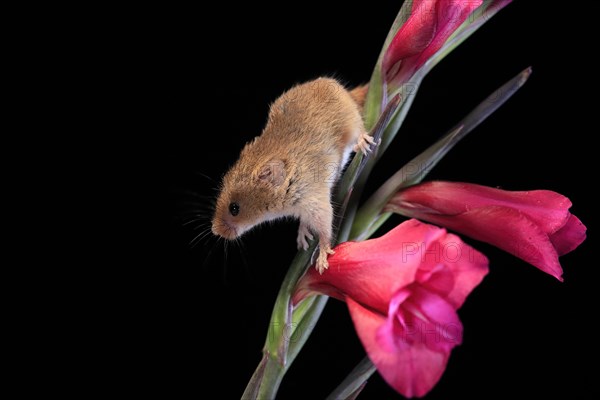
[{"x1": 211, "y1": 218, "x2": 238, "y2": 239}]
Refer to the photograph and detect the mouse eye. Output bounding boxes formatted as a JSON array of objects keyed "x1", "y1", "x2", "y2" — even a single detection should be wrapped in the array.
[{"x1": 229, "y1": 202, "x2": 240, "y2": 216}]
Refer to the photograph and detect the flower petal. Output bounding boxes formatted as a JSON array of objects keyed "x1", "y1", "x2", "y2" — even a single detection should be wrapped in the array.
[
  {"x1": 384, "y1": 0, "x2": 483, "y2": 82},
  {"x1": 416, "y1": 231, "x2": 489, "y2": 308},
  {"x1": 412, "y1": 206, "x2": 564, "y2": 281},
  {"x1": 294, "y1": 220, "x2": 489, "y2": 397},
  {"x1": 348, "y1": 296, "x2": 452, "y2": 398},
  {"x1": 383, "y1": 0, "x2": 438, "y2": 76},
  {"x1": 413, "y1": 0, "x2": 483, "y2": 68},
  {"x1": 550, "y1": 214, "x2": 587, "y2": 256},
  {"x1": 402, "y1": 287, "x2": 463, "y2": 353},
  {"x1": 391, "y1": 182, "x2": 572, "y2": 235},
  {"x1": 295, "y1": 220, "x2": 446, "y2": 312}
]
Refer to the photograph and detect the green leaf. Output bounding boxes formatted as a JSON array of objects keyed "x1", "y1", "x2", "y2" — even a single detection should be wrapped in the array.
[
  {"x1": 378, "y1": 80, "x2": 422, "y2": 156},
  {"x1": 351, "y1": 67, "x2": 532, "y2": 240},
  {"x1": 287, "y1": 295, "x2": 328, "y2": 366},
  {"x1": 326, "y1": 357, "x2": 376, "y2": 400},
  {"x1": 335, "y1": 95, "x2": 401, "y2": 243},
  {"x1": 242, "y1": 353, "x2": 287, "y2": 400},
  {"x1": 363, "y1": 61, "x2": 385, "y2": 131},
  {"x1": 263, "y1": 246, "x2": 314, "y2": 365}
]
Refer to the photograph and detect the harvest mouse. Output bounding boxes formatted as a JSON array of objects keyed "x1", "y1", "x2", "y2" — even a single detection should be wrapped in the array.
[{"x1": 211, "y1": 78, "x2": 373, "y2": 273}]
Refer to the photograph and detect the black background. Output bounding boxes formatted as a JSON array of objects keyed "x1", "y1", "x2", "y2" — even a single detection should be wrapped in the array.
[{"x1": 129, "y1": 2, "x2": 598, "y2": 399}]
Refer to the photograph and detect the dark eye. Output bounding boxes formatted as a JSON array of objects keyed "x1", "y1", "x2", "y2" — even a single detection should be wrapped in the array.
[{"x1": 229, "y1": 202, "x2": 240, "y2": 216}]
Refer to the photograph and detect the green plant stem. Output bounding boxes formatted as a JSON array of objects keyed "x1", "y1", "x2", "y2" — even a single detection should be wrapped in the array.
[
  {"x1": 241, "y1": 353, "x2": 284, "y2": 400},
  {"x1": 287, "y1": 295, "x2": 328, "y2": 365},
  {"x1": 241, "y1": 247, "x2": 317, "y2": 399},
  {"x1": 265, "y1": 246, "x2": 315, "y2": 364}
]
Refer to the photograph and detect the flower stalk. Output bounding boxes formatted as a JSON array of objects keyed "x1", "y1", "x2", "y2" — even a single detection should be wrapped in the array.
[{"x1": 242, "y1": 1, "x2": 528, "y2": 398}]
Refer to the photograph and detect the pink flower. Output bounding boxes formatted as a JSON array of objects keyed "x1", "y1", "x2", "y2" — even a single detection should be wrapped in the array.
[
  {"x1": 383, "y1": 0, "x2": 484, "y2": 84},
  {"x1": 294, "y1": 220, "x2": 489, "y2": 397},
  {"x1": 386, "y1": 181, "x2": 587, "y2": 281}
]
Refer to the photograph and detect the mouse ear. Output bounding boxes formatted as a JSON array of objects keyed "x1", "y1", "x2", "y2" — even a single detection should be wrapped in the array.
[{"x1": 256, "y1": 159, "x2": 286, "y2": 187}]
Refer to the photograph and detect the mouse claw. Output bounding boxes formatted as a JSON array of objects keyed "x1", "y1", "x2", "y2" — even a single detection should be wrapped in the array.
[
  {"x1": 316, "y1": 258, "x2": 329, "y2": 274},
  {"x1": 297, "y1": 223, "x2": 314, "y2": 250},
  {"x1": 354, "y1": 132, "x2": 379, "y2": 156},
  {"x1": 315, "y1": 245, "x2": 335, "y2": 274}
]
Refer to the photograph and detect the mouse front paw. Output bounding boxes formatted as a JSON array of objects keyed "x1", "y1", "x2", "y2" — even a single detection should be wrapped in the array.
[
  {"x1": 315, "y1": 246, "x2": 335, "y2": 274},
  {"x1": 353, "y1": 132, "x2": 380, "y2": 156},
  {"x1": 297, "y1": 223, "x2": 314, "y2": 250}
]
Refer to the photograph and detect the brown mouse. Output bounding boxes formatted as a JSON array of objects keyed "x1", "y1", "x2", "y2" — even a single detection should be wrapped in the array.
[{"x1": 211, "y1": 78, "x2": 373, "y2": 273}]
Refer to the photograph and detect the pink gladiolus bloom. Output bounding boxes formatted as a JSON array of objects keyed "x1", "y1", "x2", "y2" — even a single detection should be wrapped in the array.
[
  {"x1": 386, "y1": 181, "x2": 587, "y2": 281},
  {"x1": 383, "y1": 0, "x2": 483, "y2": 84},
  {"x1": 294, "y1": 219, "x2": 488, "y2": 397}
]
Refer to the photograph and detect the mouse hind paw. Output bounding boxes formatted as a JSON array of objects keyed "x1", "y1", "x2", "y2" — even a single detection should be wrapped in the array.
[{"x1": 315, "y1": 245, "x2": 335, "y2": 274}]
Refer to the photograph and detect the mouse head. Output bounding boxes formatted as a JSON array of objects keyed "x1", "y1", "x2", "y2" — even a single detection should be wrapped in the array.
[{"x1": 212, "y1": 157, "x2": 287, "y2": 239}]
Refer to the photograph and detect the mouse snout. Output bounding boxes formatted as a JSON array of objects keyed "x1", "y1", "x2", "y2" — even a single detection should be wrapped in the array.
[{"x1": 211, "y1": 217, "x2": 239, "y2": 239}]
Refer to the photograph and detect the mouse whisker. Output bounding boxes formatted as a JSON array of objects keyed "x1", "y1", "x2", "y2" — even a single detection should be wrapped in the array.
[
  {"x1": 196, "y1": 229, "x2": 216, "y2": 247},
  {"x1": 182, "y1": 217, "x2": 207, "y2": 226},
  {"x1": 190, "y1": 226, "x2": 213, "y2": 247},
  {"x1": 201, "y1": 237, "x2": 220, "y2": 272},
  {"x1": 192, "y1": 170, "x2": 218, "y2": 185},
  {"x1": 193, "y1": 221, "x2": 212, "y2": 231}
]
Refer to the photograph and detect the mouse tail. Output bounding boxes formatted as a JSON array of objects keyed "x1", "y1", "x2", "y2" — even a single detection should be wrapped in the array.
[{"x1": 349, "y1": 84, "x2": 369, "y2": 111}]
